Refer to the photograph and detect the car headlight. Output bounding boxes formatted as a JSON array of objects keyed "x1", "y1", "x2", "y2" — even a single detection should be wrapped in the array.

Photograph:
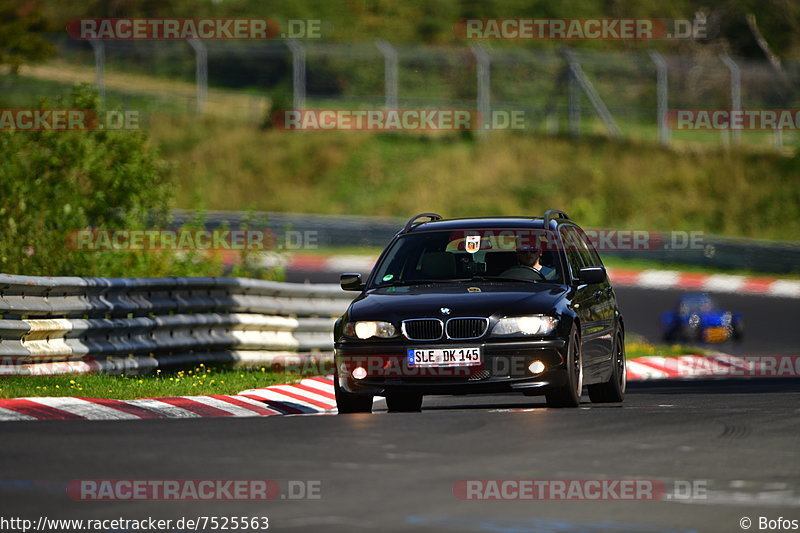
[
  {"x1": 344, "y1": 321, "x2": 398, "y2": 339},
  {"x1": 492, "y1": 315, "x2": 558, "y2": 336}
]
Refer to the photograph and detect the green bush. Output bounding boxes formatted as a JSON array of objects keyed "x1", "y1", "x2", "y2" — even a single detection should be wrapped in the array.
[{"x1": 0, "y1": 84, "x2": 282, "y2": 279}]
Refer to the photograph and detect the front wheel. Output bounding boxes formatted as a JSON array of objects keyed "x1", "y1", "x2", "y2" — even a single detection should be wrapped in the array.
[
  {"x1": 588, "y1": 332, "x2": 626, "y2": 403},
  {"x1": 334, "y1": 374, "x2": 373, "y2": 414},
  {"x1": 663, "y1": 324, "x2": 679, "y2": 343},
  {"x1": 731, "y1": 320, "x2": 744, "y2": 342},
  {"x1": 546, "y1": 327, "x2": 583, "y2": 408}
]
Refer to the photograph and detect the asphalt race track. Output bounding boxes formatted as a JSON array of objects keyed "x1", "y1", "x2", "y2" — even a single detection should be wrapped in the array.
[{"x1": 1, "y1": 378, "x2": 799, "y2": 533}]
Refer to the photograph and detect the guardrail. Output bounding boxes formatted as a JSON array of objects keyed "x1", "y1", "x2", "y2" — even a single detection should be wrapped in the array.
[{"x1": 0, "y1": 274, "x2": 353, "y2": 376}]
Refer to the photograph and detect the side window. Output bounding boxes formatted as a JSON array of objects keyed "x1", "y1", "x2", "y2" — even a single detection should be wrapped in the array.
[
  {"x1": 573, "y1": 227, "x2": 600, "y2": 268},
  {"x1": 559, "y1": 227, "x2": 586, "y2": 279},
  {"x1": 585, "y1": 236, "x2": 604, "y2": 267}
]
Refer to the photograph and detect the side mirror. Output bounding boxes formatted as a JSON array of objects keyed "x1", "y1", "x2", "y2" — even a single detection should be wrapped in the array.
[
  {"x1": 577, "y1": 266, "x2": 606, "y2": 285},
  {"x1": 340, "y1": 273, "x2": 365, "y2": 291}
]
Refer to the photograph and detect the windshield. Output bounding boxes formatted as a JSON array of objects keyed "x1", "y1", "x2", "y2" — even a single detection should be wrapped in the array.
[
  {"x1": 679, "y1": 296, "x2": 714, "y2": 314},
  {"x1": 370, "y1": 229, "x2": 565, "y2": 287}
]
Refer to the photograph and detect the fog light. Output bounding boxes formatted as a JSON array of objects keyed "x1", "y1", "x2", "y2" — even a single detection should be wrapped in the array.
[
  {"x1": 352, "y1": 366, "x2": 367, "y2": 380},
  {"x1": 528, "y1": 360, "x2": 546, "y2": 375}
]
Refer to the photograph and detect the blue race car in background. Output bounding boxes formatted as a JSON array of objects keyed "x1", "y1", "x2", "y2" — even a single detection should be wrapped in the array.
[{"x1": 662, "y1": 292, "x2": 743, "y2": 344}]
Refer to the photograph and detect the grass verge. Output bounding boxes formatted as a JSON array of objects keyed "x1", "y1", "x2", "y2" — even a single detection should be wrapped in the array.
[
  {"x1": 0, "y1": 339, "x2": 716, "y2": 400},
  {"x1": 5, "y1": 69, "x2": 799, "y2": 243},
  {"x1": 9, "y1": 67, "x2": 800, "y2": 242},
  {"x1": 625, "y1": 334, "x2": 718, "y2": 360},
  {"x1": 157, "y1": 120, "x2": 799, "y2": 243},
  {"x1": 0, "y1": 364, "x2": 309, "y2": 400}
]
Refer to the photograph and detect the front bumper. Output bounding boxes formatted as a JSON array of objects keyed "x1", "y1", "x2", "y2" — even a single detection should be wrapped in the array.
[{"x1": 335, "y1": 338, "x2": 567, "y2": 396}]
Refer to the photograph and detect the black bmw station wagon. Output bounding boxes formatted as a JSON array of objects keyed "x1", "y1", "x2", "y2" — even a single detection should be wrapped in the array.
[{"x1": 334, "y1": 210, "x2": 626, "y2": 413}]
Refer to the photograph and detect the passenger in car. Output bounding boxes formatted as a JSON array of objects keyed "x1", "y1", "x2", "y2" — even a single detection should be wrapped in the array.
[{"x1": 502, "y1": 245, "x2": 557, "y2": 280}]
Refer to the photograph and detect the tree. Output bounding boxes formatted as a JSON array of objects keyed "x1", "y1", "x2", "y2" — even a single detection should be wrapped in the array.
[
  {"x1": 0, "y1": 1, "x2": 55, "y2": 73},
  {"x1": 0, "y1": 84, "x2": 203, "y2": 277}
]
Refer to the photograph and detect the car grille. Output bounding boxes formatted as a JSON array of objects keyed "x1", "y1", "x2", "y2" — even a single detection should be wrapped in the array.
[
  {"x1": 402, "y1": 318, "x2": 488, "y2": 341},
  {"x1": 446, "y1": 318, "x2": 489, "y2": 340},
  {"x1": 402, "y1": 319, "x2": 443, "y2": 341}
]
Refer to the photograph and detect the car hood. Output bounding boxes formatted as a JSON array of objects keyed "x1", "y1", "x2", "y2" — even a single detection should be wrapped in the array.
[{"x1": 347, "y1": 282, "x2": 569, "y2": 321}]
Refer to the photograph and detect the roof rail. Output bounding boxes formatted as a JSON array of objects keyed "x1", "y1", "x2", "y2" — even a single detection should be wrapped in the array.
[
  {"x1": 542, "y1": 209, "x2": 570, "y2": 229},
  {"x1": 403, "y1": 212, "x2": 443, "y2": 233}
]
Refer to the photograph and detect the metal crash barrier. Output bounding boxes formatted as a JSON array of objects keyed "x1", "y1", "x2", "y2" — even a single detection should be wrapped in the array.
[{"x1": 0, "y1": 274, "x2": 354, "y2": 376}]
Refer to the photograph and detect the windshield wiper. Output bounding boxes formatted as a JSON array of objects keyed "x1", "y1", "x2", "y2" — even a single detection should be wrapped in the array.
[
  {"x1": 377, "y1": 276, "x2": 544, "y2": 287},
  {"x1": 376, "y1": 279, "x2": 443, "y2": 287},
  {"x1": 468, "y1": 275, "x2": 539, "y2": 284}
]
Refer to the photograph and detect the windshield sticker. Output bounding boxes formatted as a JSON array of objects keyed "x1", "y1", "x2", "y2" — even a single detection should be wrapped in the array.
[
  {"x1": 382, "y1": 274, "x2": 394, "y2": 282},
  {"x1": 465, "y1": 235, "x2": 481, "y2": 253}
]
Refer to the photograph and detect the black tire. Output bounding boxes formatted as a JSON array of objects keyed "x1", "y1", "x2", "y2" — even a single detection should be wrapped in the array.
[
  {"x1": 686, "y1": 323, "x2": 702, "y2": 342},
  {"x1": 385, "y1": 393, "x2": 423, "y2": 412},
  {"x1": 334, "y1": 374, "x2": 372, "y2": 414},
  {"x1": 545, "y1": 327, "x2": 583, "y2": 408},
  {"x1": 732, "y1": 320, "x2": 744, "y2": 342},
  {"x1": 588, "y1": 332, "x2": 626, "y2": 403}
]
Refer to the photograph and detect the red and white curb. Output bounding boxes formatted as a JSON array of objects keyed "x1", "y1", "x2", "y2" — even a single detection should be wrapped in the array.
[
  {"x1": 282, "y1": 254, "x2": 800, "y2": 298},
  {"x1": 238, "y1": 376, "x2": 336, "y2": 413},
  {"x1": 0, "y1": 355, "x2": 790, "y2": 421},
  {"x1": 624, "y1": 354, "x2": 789, "y2": 381},
  {"x1": 607, "y1": 269, "x2": 800, "y2": 298},
  {"x1": 0, "y1": 377, "x2": 337, "y2": 421}
]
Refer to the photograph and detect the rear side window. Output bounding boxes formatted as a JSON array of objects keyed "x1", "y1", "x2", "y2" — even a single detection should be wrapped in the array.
[
  {"x1": 559, "y1": 227, "x2": 587, "y2": 279},
  {"x1": 572, "y1": 227, "x2": 603, "y2": 267}
]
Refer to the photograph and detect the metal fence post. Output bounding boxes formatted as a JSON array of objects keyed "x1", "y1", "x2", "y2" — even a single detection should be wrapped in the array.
[
  {"x1": 187, "y1": 39, "x2": 208, "y2": 114},
  {"x1": 286, "y1": 40, "x2": 306, "y2": 110},
  {"x1": 567, "y1": 66, "x2": 580, "y2": 137},
  {"x1": 470, "y1": 44, "x2": 491, "y2": 135},
  {"x1": 561, "y1": 49, "x2": 621, "y2": 139},
  {"x1": 774, "y1": 128, "x2": 783, "y2": 150},
  {"x1": 89, "y1": 40, "x2": 105, "y2": 102},
  {"x1": 375, "y1": 40, "x2": 398, "y2": 109},
  {"x1": 648, "y1": 50, "x2": 670, "y2": 146},
  {"x1": 720, "y1": 52, "x2": 742, "y2": 145}
]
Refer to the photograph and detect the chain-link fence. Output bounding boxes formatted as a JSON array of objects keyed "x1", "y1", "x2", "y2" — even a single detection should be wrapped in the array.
[{"x1": 3, "y1": 36, "x2": 800, "y2": 149}]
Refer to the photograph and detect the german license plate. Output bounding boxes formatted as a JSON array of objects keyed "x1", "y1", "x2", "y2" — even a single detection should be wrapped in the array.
[{"x1": 407, "y1": 347, "x2": 481, "y2": 367}]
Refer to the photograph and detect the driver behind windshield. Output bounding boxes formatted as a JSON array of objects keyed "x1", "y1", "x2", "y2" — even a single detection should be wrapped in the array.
[{"x1": 501, "y1": 244, "x2": 557, "y2": 281}]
